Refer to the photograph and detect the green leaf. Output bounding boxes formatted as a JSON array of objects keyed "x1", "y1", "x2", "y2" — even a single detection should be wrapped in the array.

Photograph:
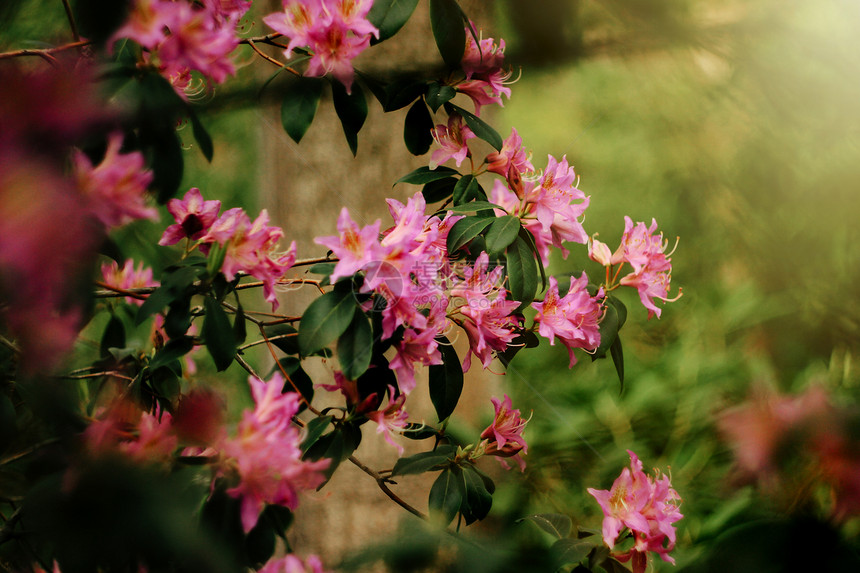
[
  {"x1": 429, "y1": 0, "x2": 466, "y2": 69},
  {"x1": 446, "y1": 216, "x2": 495, "y2": 253},
  {"x1": 520, "y1": 513, "x2": 573, "y2": 540},
  {"x1": 607, "y1": 295, "x2": 627, "y2": 329},
  {"x1": 280, "y1": 77, "x2": 324, "y2": 143},
  {"x1": 461, "y1": 466, "x2": 493, "y2": 525},
  {"x1": 422, "y1": 177, "x2": 458, "y2": 203},
  {"x1": 149, "y1": 336, "x2": 194, "y2": 371},
  {"x1": 484, "y1": 216, "x2": 522, "y2": 257},
  {"x1": 391, "y1": 445, "x2": 457, "y2": 476},
  {"x1": 396, "y1": 165, "x2": 460, "y2": 185},
  {"x1": 189, "y1": 110, "x2": 214, "y2": 162},
  {"x1": 332, "y1": 82, "x2": 367, "y2": 156},
  {"x1": 505, "y1": 236, "x2": 538, "y2": 312},
  {"x1": 203, "y1": 296, "x2": 236, "y2": 372},
  {"x1": 308, "y1": 262, "x2": 336, "y2": 277},
  {"x1": 518, "y1": 226, "x2": 546, "y2": 290},
  {"x1": 100, "y1": 314, "x2": 126, "y2": 358},
  {"x1": 367, "y1": 0, "x2": 419, "y2": 43},
  {"x1": 445, "y1": 103, "x2": 503, "y2": 151},
  {"x1": 145, "y1": 126, "x2": 184, "y2": 203},
  {"x1": 428, "y1": 467, "x2": 466, "y2": 525},
  {"x1": 551, "y1": 538, "x2": 594, "y2": 568},
  {"x1": 381, "y1": 78, "x2": 425, "y2": 111},
  {"x1": 301, "y1": 416, "x2": 333, "y2": 454},
  {"x1": 404, "y1": 99, "x2": 434, "y2": 155},
  {"x1": 337, "y1": 309, "x2": 373, "y2": 381},
  {"x1": 263, "y1": 323, "x2": 299, "y2": 355},
  {"x1": 232, "y1": 298, "x2": 247, "y2": 345},
  {"x1": 591, "y1": 302, "x2": 619, "y2": 361},
  {"x1": 298, "y1": 288, "x2": 356, "y2": 355},
  {"x1": 610, "y1": 336, "x2": 625, "y2": 391},
  {"x1": 452, "y1": 174, "x2": 482, "y2": 205},
  {"x1": 275, "y1": 357, "x2": 314, "y2": 407},
  {"x1": 497, "y1": 330, "x2": 540, "y2": 368},
  {"x1": 428, "y1": 339, "x2": 463, "y2": 421},
  {"x1": 444, "y1": 201, "x2": 504, "y2": 213},
  {"x1": 426, "y1": 81, "x2": 456, "y2": 112}
]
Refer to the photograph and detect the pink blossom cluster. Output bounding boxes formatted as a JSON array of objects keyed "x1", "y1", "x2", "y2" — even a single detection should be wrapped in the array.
[
  {"x1": 458, "y1": 26, "x2": 511, "y2": 116},
  {"x1": 258, "y1": 553, "x2": 330, "y2": 573},
  {"x1": 220, "y1": 374, "x2": 331, "y2": 532},
  {"x1": 160, "y1": 188, "x2": 298, "y2": 309},
  {"x1": 719, "y1": 385, "x2": 860, "y2": 520},
  {"x1": 264, "y1": 0, "x2": 379, "y2": 92},
  {"x1": 84, "y1": 402, "x2": 179, "y2": 466},
  {"x1": 100, "y1": 259, "x2": 157, "y2": 305},
  {"x1": 587, "y1": 451, "x2": 683, "y2": 573},
  {"x1": 532, "y1": 274, "x2": 603, "y2": 367},
  {"x1": 590, "y1": 217, "x2": 681, "y2": 318},
  {"x1": 479, "y1": 395, "x2": 529, "y2": 471},
  {"x1": 113, "y1": 0, "x2": 246, "y2": 94},
  {"x1": 315, "y1": 192, "x2": 523, "y2": 392}
]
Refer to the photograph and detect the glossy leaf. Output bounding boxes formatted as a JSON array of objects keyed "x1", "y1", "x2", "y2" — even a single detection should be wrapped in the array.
[
  {"x1": 461, "y1": 466, "x2": 493, "y2": 525},
  {"x1": 298, "y1": 288, "x2": 356, "y2": 355},
  {"x1": 396, "y1": 165, "x2": 460, "y2": 185},
  {"x1": 404, "y1": 99, "x2": 434, "y2": 155},
  {"x1": 275, "y1": 357, "x2": 314, "y2": 408},
  {"x1": 505, "y1": 236, "x2": 538, "y2": 312},
  {"x1": 445, "y1": 103, "x2": 503, "y2": 151},
  {"x1": 189, "y1": 110, "x2": 214, "y2": 162},
  {"x1": 367, "y1": 0, "x2": 419, "y2": 44},
  {"x1": 203, "y1": 296, "x2": 236, "y2": 371},
  {"x1": 552, "y1": 538, "x2": 594, "y2": 568},
  {"x1": 591, "y1": 302, "x2": 619, "y2": 361},
  {"x1": 280, "y1": 77, "x2": 324, "y2": 144},
  {"x1": 263, "y1": 323, "x2": 299, "y2": 355},
  {"x1": 148, "y1": 336, "x2": 194, "y2": 371},
  {"x1": 445, "y1": 201, "x2": 504, "y2": 213},
  {"x1": 422, "y1": 177, "x2": 458, "y2": 203},
  {"x1": 333, "y1": 82, "x2": 368, "y2": 156},
  {"x1": 100, "y1": 314, "x2": 126, "y2": 358},
  {"x1": 391, "y1": 445, "x2": 456, "y2": 476},
  {"x1": 610, "y1": 335, "x2": 625, "y2": 390},
  {"x1": 484, "y1": 215, "x2": 521, "y2": 256},
  {"x1": 426, "y1": 81, "x2": 456, "y2": 112},
  {"x1": 429, "y1": 0, "x2": 466, "y2": 69},
  {"x1": 520, "y1": 513, "x2": 573, "y2": 540},
  {"x1": 452, "y1": 174, "x2": 479, "y2": 205},
  {"x1": 447, "y1": 215, "x2": 494, "y2": 253},
  {"x1": 337, "y1": 309, "x2": 373, "y2": 381},
  {"x1": 301, "y1": 416, "x2": 333, "y2": 454},
  {"x1": 428, "y1": 339, "x2": 463, "y2": 421},
  {"x1": 428, "y1": 467, "x2": 465, "y2": 525}
]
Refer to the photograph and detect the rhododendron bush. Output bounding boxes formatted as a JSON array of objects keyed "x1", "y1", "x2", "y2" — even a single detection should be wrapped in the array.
[{"x1": 1, "y1": 1, "x2": 857, "y2": 572}]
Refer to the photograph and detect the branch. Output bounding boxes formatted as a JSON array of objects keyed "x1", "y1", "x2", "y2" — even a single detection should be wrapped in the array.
[
  {"x1": 347, "y1": 455, "x2": 428, "y2": 520},
  {"x1": 0, "y1": 40, "x2": 90, "y2": 62}
]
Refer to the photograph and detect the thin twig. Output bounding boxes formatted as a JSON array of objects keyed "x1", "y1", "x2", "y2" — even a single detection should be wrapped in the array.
[
  {"x1": 293, "y1": 256, "x2": 338, "y2": 268},
  {"x1": 246, "y1": 39, "x2": 300, "y2": 76},
  {"x1": 0, "y1": 336, "x2": 20, "y2": 354},
  {"x1": 238, "y1": 332, "x2": 296, "y2": 351},
  {"x1": 0, "y1": 438, "x2": 60, "y2": 467},
  {"x1": 93, "y1": 281, "x2": 151, "y2": 301},
  {"x1": 348, "y1": 455, "x2": 428, "y2": 520},
  {"x1": 0, "y1": 40, "x2": 90, "y2": 61},
  {"x1": 56, "y1": 371, "x2": 134, "y2": 381},
  {"x1": 61, "y1": 0, "x2": 80, "y2": 42}
]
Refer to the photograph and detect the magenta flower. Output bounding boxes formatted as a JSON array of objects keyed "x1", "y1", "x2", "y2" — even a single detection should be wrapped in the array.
[
  {"x1": 614, "y1": 217, "x2": 681, "y2": 318},
  {"x1": 258, "y1": 554, "x2": 330, "y2": 573},
  {"x1": 532, "y1": 274, "x2": 603, "y2": 367},
  {"x1": 389, "y1": 328, "x2": 443, "y2": 395},
  {"x1": 366, "y1": 387, "x2": 410, "y2": 456},
  {"x1": 480, "y1": 395, "x2": 529, "y2": 471},
  {"x1": 314, "y1": 207, "x2": 383, "y2": 283},
  {"x1": 101, "y1": 259, "x2": 157, "y2": 306},
  {"x1": 429, "y1": 114, "x2": 476, "y2": 169},
  {"x1": 587, "y1": 451, "x2": 683, "y2": 573},
  {"x1": 486, "y1": 128, "x2": 533, "y2": 178},
  {"x1": 458, "y1": 26, "x2": 511, "y2": 115},
  {"x1": 221, "y1": 374, "x2": 330, "y2": 532},
  {"x1": 159, "y1": 187, "x2": 222, "y2": 245},
  {"x1": 73, "y1": 132, "x2": 158, "y2": 229}
]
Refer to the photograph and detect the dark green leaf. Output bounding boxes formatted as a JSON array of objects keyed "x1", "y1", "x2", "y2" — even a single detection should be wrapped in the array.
[
  {"x1": 497, "y1": 330, "x2": 540, "y2": 368},
  {"x1": 301, "y1": 416, "x2": 333, "y2": 454},
  {"x1": 484, "y1": 216, "x2": 521, "y2": 257},
  {"x1": 447, "y1": 215, "x2": 495, "y2": 253},
  {"x1": 444, "y1": 201, "x2": 504, "y2": 213},
  {"x1": 308, "y1": 262, "x2": 336, "y2": 277},
  {"x1": 401, "y1": 423, "x2": 442, "y2": 441},
  {"x1": 73, "y1": 0, "x2": 130, "y2": 45},
  {"x1": 591, "y1": 302, "x2": 619, "y2": 361},
  {"x1": 391, "y1": 445, "x2": 457, "y2": 476},
  {"x1": 381, "y1": 78, "x2": 426, "y2": 111},
  {"x1": 245, "y1": 513, "x2": 276, "y2": 566},
  {"x1": 426, "y1": 82, "x2": 457, "y2": 112},
  {"x1": 303, "y1": 424, "x2": 361, "y2": 485},
  {"x1": 505, "y1": 236, "x2": 538, "y2": 312},
  {"x1": 404, "y1": 99, "x2": 434, "y2": 155},
  {"x1": 149, "y1": 336, "x2": 194, "y2": 371},
  {"x1": 189, "y1": 110, "x2": 214, "y2": 162},
  {"x1": 461, "y1": 466, "x2": 493, "y2": 524},
  {"x1": 428, "y1": 467, "x2": 465, "y2": 525},
  {"x1": 396, "y1": 165, "x2": 460, "y2": 185},
  {"x1": 333, "y1": 82, "x2": 368, "y2": 156},
  {"x1": 263, "y1": 323, "x2": 299, "y2": 355},
  {"x1": 367, "y1": 0, "x2": 419, "y2": 43},
  {"x1": 337, "y1": 309, "x2": 373, "y2": 381},
  {"x1": 276, "y1": 357, "x2": 314, "y2": 407},
  {"x1": 422, "y1": 177, "x2": 458, "y2": 203},
  {"x1": 520, "y1": 513, "x2": 573, "y2": 539},
  {"x1": 428, "y1": 339, "x2": 463, "y2": 421},
  {"x1": 298, "y1": 289, "x2": 356, "y2": 355},
  {"x1": 146, "y1": 127, "x2": 184, "y2": 203},
  {"x1": 445, "y1": 103, "x2": 503, "y2": 151},
  {"x1": 610, "y1": 336, "x2": 624, "y2": 390},
  {"x1": 280, "y1": 77, "x2": 324, "y2": 143},
  {"x1": 203, "y1": 296, "x2": 236, "y2": 372},
  {"x1": 607, "y1": 295, "x2": 627, "y2": 329},
  {"x1": 100, "y1": 314, "x2": 126, "y2": 358},
  {"x1": 552, "y1": 538, "x2": 594, "y2": 568},
  {"x1": 232, "y1": 298, "x2": 247, "y2": 345},
  {"x1": 518, "y1": 226, "x2": 546, "y2": 290},
  {"x1": 429, "y1": 0, "x2": 466, "y2": 69},
  {"x1": 164, "y1": 297, "x2": 192, "y2": 339}
]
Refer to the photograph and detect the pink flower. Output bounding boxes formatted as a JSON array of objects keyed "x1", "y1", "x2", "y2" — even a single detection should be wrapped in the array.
[
  {"x1": 587, "y1": 451, "x2": 683, "y2": 573},
  {"x1": 480, "y1": 395, "x2": 529, "y2": 471},
  {"x1": 258, "y1": 554, "x2": 330, "y2": 573},
  {"x1": 366, "y1": 387, "x2": 410, "y2": 456},
  {"x1": 101, "y1": 259, "x2": 156, "y2": 305},
  {"x1": 614, "y1": 217, "x2": 681, "y2": 318},
  {"x1": 429, "y1": 114, "x2": 476, "y2": 169},
  {"x1": 84, "y1": 403, "x2": 178, "y2": 466},
  {"x1": 458, "y1": 27, "x2": 511, "y2": 115},
  {"x1": 531, "y1": 274, "x2": 603, "y2": 367},
  {"x1": 159, "y1": 187, "x2": 222, "y2": 245},
  {"x1": 389, "y1": 328, "x2": 443, "y2": 395},
  {"x1": 221, "y1": 374, "x2": 331, "y2": 532},
  {"x1": 73, "y1": 132, "x2": 157, "y2": 229},
  {"x1": 314, "y1": 208, "x2": 382, "y2": 283},
  {"x1": 202, "y1": 208, "x2": 297, "y2": 309},
  {"x1": 486, "y1": 128, "x2": 533, "y2": 178}
]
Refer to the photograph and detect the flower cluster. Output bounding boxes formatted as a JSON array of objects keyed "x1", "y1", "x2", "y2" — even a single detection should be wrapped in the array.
[
  {"x1": 264, "y1": 0, "x2": 379, "y2": 92},
  {"x1": 113, "y1": 0, "x2": 246, "y2": 94},
  {"x1": 478, "y1": 395, "x2": 529, "y2": 471},
  {"x1": 532, "y1": 274, "x2": 603, "y2": 366},
  {"x1": 161, "y1": 187, "x2": 298, "y2": 309},
  {"x1": 100, "y1": 259, "x2": 156, "y2": 306},
  {"x1": 587, "y1": 451, "x2": 683, "y2": 573},
  {"x1": 258, "y1": 554, "x2": 330, "y2": 573},
  {"x1": 84, "y1": 402, "x2": 178, "y2": 466},
  {"x1": 458, "y1": 25, "x2": 511, "y2": 116},
  {"x1": 220, "y1": 374, "x2": 331, "y2": 532}
]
